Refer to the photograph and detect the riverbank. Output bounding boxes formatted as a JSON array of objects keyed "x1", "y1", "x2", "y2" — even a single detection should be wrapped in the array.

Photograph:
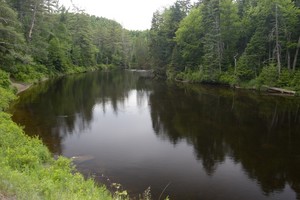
[
  {"x1": 172, "y1": 71, "x2": 299, "y2": 96},
  {"x1": 0, "y1": 69, "x2": 128, "y2": 200},
  {"x1": 0, "y1": 111, "x2": 114, "y2": 200},
  {"x1": 11, "y1": 81, "x2": 32, "y2": 94}
]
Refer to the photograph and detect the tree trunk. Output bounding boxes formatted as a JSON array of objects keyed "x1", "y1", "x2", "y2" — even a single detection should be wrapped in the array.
[
  {"x1": 286, "y1": 32, "x2": 291, "y2": 70},
  {"x1": 234, "y1": 53, "x2": 238, "y2": 74},
  {"x1": 292, "y1": 36, "x2": 300, "y2": 71},
  {"x1": 216, "y1": 0, "x2": 222, "y2": 73},
  {"x1": 28, "y1": 2, "x2": 38, "y2": 40},
  {"x1": 287, "y1": 49, "x2": 291, "y2": 70},
  {"x1": 275, "y1": 3, "x2": 281, "y2": 74}
]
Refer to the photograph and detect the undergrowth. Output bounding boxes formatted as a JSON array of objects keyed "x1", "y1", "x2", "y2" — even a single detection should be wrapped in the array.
[
  {"x1": 0, "y1": 69, "x2": 115, "y2": 200},
  {"x1": 0, "y1": 69, "x2": 161, "y2": 200},
  {"x1": 173, "y1": 65, "x2": 300, "y2": 94},
  {"x1": 0, "y1": 112, "x2": 114, "y2": 200}
]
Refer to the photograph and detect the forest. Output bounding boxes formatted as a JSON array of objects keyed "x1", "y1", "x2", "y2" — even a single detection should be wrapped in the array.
[
  {"x1": 149, "y1": 0, "x2": 300, "y2": 91},
  {"x1": 0, "y1": 0, "x2": 149, "y2": 83},
  {"x1": 1, "y1": 0, "x2": 300, "y2": 199},
  {"x1": 1, "y1": 0, "x2": 300, "y2": 91}
]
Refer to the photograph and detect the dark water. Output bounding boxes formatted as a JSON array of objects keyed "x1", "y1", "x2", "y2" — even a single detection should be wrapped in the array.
[{"x1": 10, "y1": 70, "x2": 300, "y2": 200}]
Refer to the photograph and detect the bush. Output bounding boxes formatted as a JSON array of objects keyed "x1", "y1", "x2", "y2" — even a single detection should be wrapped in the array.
[
  {"x1": 236, "y1": 55, "x2": 256, "y2": 81},
  {"x1": 0, "y1": 87, "x2": 17, "y2": 111},
  {"x1": 256, "y1": 64, "x2": 278, "y2": 87},
  {"x1": 0, "y1": 70, "x2": 11, "y2": 89},
  {"x1": 0, "y1": 112, "x2": 113, "y2": 200},
  {"x1": 276, "y1": 68, "x2": 294, "y2": 88},
  {"x1": 219, "y1": 67, "x2": 238, "y2": 86},
  {"x1": 12, "y1": 64, "x2": 48, "y2": 83},
  {"x1": 291, "y1": 71, "x2": 300, "y2": 92},
  {"x1": 175, "y1": 68, "x2": 203, "y2": 82}
]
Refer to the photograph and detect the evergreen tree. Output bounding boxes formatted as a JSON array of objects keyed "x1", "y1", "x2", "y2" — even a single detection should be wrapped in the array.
[
  {"x1": 201, "y1": 0, "x2": 223, "y2": 80},
  {"x1": 175, "y1": 6, "x2": 204, "y2": 70},
  {"x1": 0, "y1": 0, "x2": 28, "y2": 72},
  {"x1": 149, "y1": 0, "x2": 191, "y2": 77}
]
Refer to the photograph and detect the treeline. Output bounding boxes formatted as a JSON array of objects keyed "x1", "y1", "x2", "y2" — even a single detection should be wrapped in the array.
[
  {"x1": 0, "y1": 0, "x2": 150, "y2": 82},
  {"x1": 1, "y1": 0, "x2": 300, "y2": 90},
  {"x1": 149, "y1": 0, "x2": 300, "y2": 90}
]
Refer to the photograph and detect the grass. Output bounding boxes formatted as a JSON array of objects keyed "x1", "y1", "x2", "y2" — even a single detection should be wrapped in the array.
[
  {"x1": 0, "y1": 69, "x2": 121, "y2": 200},
  {"x1": 0, "y1": 68, "x2": 164, "y2": 200},
  {"x1": 0, "y1": 111, "x2": 116, "y2": 200}
]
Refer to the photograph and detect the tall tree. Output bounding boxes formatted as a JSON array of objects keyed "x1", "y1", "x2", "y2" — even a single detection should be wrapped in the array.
[
  {"x1": 220, "y1": 0, "x2": 240, "y2": 70},
  {"x1": 0, "y1": 0, "x2": 28, "y2": 72},
  {"x1": 149, "y1": 0, "x2": 191, "y2": 77},
  {"x1": 68, "y1": 13, "x2": 97, "y2": 67},
  {"x1": 176, "y1": 6, "x2": 204, "y2": 69},
  {"x1": 201, "y1": 0, "x2": 223, "y2": 79}
]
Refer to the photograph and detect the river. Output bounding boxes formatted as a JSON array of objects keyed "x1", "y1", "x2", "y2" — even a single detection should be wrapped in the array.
[{"x1": 10, "y1": 70, "x2": 300, "y2": 200}]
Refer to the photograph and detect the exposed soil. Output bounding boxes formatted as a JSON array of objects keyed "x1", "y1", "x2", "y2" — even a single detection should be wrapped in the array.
[{"x1": 11, "y1": 82, "x2": 32, "y2": 94}]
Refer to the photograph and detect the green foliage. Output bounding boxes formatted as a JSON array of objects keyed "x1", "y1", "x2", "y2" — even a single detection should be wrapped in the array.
[
  {"x1": 0, "y1": 69, "x2": 11, "y2": 88},
  {"x1": 12, "y1": 64, "x2": 48, "y2": 83},
  {"x1": 256, "y1": 64, "x2": 278, "y2": 87},
  {"x1": 0, "y1": 0, "x2": 27, "y2": 71},
  {"x1": 129, "y1": 31, "x2": 150, "y2": 69},
  {"x1": 2, "y1": 0, "x2": 151, "y2": 79},
  {"x1": 0, "y1": 112, "x2": 51, "y2": 168},
  {"x1": 236, "y1": 54, "x2": 257, "y2": 81},
  {"x1": 149, "y1": 0, "x2": 300, "y2": 91},
  {"x1": 276, "y1": 68, "x2": 294, "y2": 87},
  {"x1": 175, "y1": 6, "x2": 203, "y2": 68},
  {"x1": 175, "y1": 68, "x2": 204, "y2": 82},
  {"x1": 219, "y1": 71, "x2": 239, "y2": 86},
  {"x1": 0, "y1": 111, "x2": 114, "y2": 200},
  {"x1": 0, "y1": 87, "x2": 16, "y2": 111},
  {"x1": 149, "y1": 1, "x2": 191, "y2": 75},
  {"x1": 291, "y1": 71, "x2": 300, "y2": 91},
  {"x1": 47, "y1": 37, "x2": 69, "y2": 72},
  {"x1": 0, "y1": 70, "x2": 17, "y2": 111}
]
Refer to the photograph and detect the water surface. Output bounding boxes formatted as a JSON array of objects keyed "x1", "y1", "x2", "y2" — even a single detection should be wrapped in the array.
[{"x1": 10, "y1": 71, "x2": 300, "y2": 200}]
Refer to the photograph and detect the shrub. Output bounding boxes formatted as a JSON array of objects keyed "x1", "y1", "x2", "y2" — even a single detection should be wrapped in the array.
[
  {"x1": 236, "y1": 55, "x2": 256, "y2": 81},
  {"x1": 0, "y1": 87, "x2": 17, "y2": 111},
  {"x1": 0, "y1": 70, "x2": 11, "y2": 89},
  {"x1": 219, "y1": 67, "x2": 238, "y2": 86},
  {"x1": 175, "y1": 68, "x2": 203, "y2": 82},
  {"x1": 256, "y1": 64, "x2": 278, "y2": 87},
  {"x1": 12, "y1": 64, "x2": 48, "y2": 83},
  {"x1": 291, "y1": 71, "x2": 300, "y2": 92},
  {"x1": 0, "y1": 112, "x2": 113, "y2": 200},
  {"x1": 276, "y1": 68, "x2": 293, "y2": 88}
]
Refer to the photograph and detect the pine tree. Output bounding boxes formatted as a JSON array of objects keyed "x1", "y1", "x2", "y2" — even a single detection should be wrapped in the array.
[{"x1": 0, "y1": 0, "x2": 28, "y2": 72}]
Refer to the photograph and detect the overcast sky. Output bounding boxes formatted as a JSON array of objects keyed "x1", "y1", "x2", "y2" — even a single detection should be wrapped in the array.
[{"x1": 59, "y1": 0, "x2": 193, "y2": 30}]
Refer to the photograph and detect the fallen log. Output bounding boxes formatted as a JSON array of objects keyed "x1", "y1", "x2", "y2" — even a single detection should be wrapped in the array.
[{"x1": 263, "y1": 85, "x2": 296, "y2": 95}]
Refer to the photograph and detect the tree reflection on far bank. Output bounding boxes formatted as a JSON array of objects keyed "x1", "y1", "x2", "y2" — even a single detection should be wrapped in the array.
[
  {"x1": 149, "y1": 82, "x2": 300, "y2": 198},
  {"x1": 10, "y1": 70, "x2": 300, "y2": 199}
]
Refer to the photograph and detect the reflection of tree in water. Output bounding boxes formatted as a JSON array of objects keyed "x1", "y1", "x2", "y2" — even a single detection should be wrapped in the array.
[
  {"x1": 149, "y1": 82, "x2": 300, "y2": 198},
  {"x1": 11, "y1": 71, "x2": 148, "y2": 155},
  {"x1": 150, "y1": 83, "x2": 227, "y2": 175},
  {"x1": 11, "y1": 71, "x2": 300, "y2": 198}
]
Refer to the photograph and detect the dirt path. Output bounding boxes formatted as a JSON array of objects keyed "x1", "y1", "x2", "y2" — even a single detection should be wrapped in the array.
[{"x1": 11, "y1": 82, "x2": 32, "y2": 94}]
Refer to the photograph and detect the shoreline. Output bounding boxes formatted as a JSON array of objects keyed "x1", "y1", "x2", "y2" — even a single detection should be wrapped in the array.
[
  {"x1": 10, "y1": 77, "x2": 49, "y2": 94},
  {"x1": 1, "y1": 76, "x2": 116, "y2": 199},
  {"x1": 11, "y1": 82, "x2": 32, "y2": 94},
  {"x1": 174, "y1": 78, "x2": 297, "y2": 97}
]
